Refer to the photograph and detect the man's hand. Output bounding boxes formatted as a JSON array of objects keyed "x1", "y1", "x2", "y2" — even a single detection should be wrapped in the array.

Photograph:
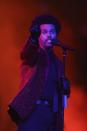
[{"x1": 57, "y1": 77, "x2": 70, "y2": 98}]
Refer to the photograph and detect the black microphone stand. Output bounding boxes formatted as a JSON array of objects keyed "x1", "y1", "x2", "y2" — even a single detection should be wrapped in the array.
[{"x1": 56, "y1": 41, "x2": 75, "y2": 131}]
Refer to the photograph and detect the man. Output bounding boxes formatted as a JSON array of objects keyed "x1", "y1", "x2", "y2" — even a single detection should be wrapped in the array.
[{"x1": 8, "y1": 14, "x2": 70, "y2": 131}]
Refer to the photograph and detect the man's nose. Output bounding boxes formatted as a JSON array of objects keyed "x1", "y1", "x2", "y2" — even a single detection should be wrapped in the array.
[{"x1": 47, "y1": 32, "x2": 51, "y2": 38}]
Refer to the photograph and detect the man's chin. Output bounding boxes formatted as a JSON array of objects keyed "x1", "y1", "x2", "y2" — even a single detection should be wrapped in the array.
[{"x1": 45, "y1": 44, "x2": 53, "y2": 48}]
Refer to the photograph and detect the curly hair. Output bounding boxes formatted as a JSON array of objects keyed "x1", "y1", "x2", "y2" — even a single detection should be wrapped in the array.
[
  {"x1": 21, "y1": 14, "x2": 61, "y2": 61},
  {"x1": 29, "y1": 14, "x2": 61, "y2": 43}
]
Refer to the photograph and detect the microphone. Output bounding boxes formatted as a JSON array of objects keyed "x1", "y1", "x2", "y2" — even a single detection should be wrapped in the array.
[
  {"x1": 51, "y1": 39, "x2": 60, "y2": 45},
  {"x1": 52, "y1": 39, "x2": 75, "y2": 108},
  {"x1": 52, "y1": 39, "x2": 76, "y2": 52}
]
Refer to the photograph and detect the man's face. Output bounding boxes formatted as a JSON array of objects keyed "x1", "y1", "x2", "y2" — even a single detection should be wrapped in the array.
[{"x1": 38, "y1": 24, "x2": 57, "y2": 49}]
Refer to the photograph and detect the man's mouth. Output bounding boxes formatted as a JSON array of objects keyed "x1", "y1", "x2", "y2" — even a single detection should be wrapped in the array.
[
  {"x1": 44, "y1": 39, "x2": 53, "y2": 47},
  {"x1": 47, "y1": 39, "x2": 51, "y2": 43},
  {"x1": 46, "y1": 39, "x2": 52, "y2": 44}
]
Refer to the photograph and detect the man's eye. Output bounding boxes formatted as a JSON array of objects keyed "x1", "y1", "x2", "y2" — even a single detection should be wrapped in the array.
[{"x1": 42, "y1": 31, "x2": 47, "y2": 34}]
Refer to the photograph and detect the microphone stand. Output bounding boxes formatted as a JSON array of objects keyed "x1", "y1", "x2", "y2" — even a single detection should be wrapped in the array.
[{"x1": 56, "y1": 41, "x2": 75, "y2": 131}]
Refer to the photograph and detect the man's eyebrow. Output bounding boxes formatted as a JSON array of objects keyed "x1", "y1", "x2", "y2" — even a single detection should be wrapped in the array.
[{"x1": 41, "y1": 29, "x2": 47, "y2": 32}]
